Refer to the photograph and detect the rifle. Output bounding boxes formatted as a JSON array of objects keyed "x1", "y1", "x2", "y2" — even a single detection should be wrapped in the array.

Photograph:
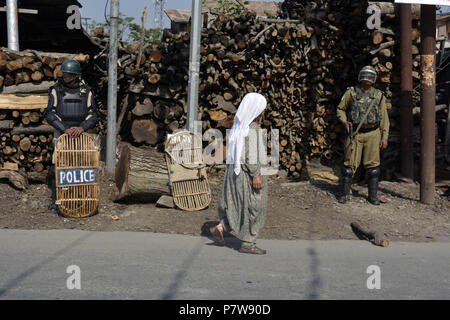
[{"x1": 349, "y1": 122, "x2": 353, "y2": 150}]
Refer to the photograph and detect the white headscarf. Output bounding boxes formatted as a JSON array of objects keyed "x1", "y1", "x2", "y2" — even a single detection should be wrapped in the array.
[{"x1": 227, "y1": 93, "x2": 267, "y2": 175}]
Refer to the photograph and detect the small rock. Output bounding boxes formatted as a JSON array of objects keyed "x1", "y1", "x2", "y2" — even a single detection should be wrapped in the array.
[
  {"x1": 120, "y1": 212, "x2": 131, "y2": 218},
  {"x1": 156, "y1": 195, "x2": 175, "y2": 208}
]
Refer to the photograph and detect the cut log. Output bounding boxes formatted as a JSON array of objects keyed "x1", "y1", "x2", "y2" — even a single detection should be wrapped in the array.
[
  {"x1": 0, "y1": 120, "x2": 14, "y2": 130},
  {"x1": 372, "y1": 30, "x2": 383, "y2": 45},
  {"x1": 131, "y1": 119, "x2": 159, "y2": 145},
  {"x1": 0, "y1": 162, "x2": 18, "y2": 171},
  {"x1": 208, "y1": 110, "x2": 228, "y2": 121},
  {"x1": 0, "y1": 82, "x2": 54, "y2": 94},
  {"x1": 213, "y1": 95, "x2": 236, "y2": 113},
  {"x1": 0, "y1": 170, "x2": 28, "y2": 190},
  {"x1": 351, "y1": 221, "x2": 389, "y2": 247},
  {"x1": 0, "y1": 94, "x2": 48, "y2": 110},
  {"x1": 31, "y1": 71, "x2": 44, "y2": 82},
  {"x1": 11, "y1": 124, "x2": 54, "y2": 135},
  {"x1": 27, "y1": 170, "x2": 47, "y2": 183},
  {"x1": 19, "y1": 137, "x2": 31, "y2": 151},
  {"x1": 111, "y1": 142, "x2": 171, "y2": 202},
  {"x1": 30, "y1": 112, "x2": 40, "y2": 123},
  {"x1": 131, "y1": 98, "x2": 154, "y2": 116}
]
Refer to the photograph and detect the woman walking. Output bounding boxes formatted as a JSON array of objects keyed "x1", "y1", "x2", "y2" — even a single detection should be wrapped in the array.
[{"x1": 210, "y1": 93, "x2": 269, "y2": 254}]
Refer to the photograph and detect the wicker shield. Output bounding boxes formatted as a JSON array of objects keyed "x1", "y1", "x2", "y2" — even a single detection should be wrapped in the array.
[
  {"x1": 54, "y1": 133, "x2": 100, "y2": 218},
  {"x1": 165, "y1": 131, "x2": 211, "y2": 211}
]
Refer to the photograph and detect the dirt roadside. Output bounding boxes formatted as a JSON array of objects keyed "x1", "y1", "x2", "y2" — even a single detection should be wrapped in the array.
[{"x1": 0, "y1": 168, "x2": 449, "y2": 243}]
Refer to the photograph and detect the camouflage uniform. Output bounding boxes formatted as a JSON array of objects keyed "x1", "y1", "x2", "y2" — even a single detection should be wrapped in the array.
[{"x1": 336, "y1": 85, "x2": 389, "y2": 205}]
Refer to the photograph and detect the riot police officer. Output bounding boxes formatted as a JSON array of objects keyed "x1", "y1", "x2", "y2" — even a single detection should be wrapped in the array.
[
  {"x1": 336, "y1": 66, "x2": 390, "y2": 205},
  {"x1": 44, "y1": 59, "x2": 99, "y2": 213}
]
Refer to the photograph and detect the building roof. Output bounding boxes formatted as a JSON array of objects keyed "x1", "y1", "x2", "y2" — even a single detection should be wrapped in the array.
[
  {"x1": 164, "y1": 9, "x2": 190, "y2": 23},
  {"x1": 165, "y1": 1, "x2": 280, "y2": 23}
]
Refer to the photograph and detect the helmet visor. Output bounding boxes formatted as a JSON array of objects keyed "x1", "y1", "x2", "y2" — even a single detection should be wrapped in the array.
[
  {"x1": 62, "y1": 72, "x2": 78, "y2": 83},
  {"x1": 358, "y1": 71, "x2": 377, "y2": 83}
]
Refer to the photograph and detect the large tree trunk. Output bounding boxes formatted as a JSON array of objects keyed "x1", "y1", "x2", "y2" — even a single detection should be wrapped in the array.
[{"x1": 111, "y1": 142, "x2": 171, "y2": 202}]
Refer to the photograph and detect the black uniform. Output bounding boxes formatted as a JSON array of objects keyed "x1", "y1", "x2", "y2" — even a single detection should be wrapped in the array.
[
  {"x1": 45, "y1": 79, "x2": 99, "y2": 210},
  {"x1": 45, "y1": 79, "x2": 98, "y2": 135}
]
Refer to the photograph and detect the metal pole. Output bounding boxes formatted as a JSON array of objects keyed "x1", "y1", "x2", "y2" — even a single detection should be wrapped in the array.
[
  {"x1": 400, "y1": 4, "x2": 414, "y2": 180},
  {"x1": 186, "y1": 0, "x2": 202, "y2": 133},
  {"x1": 420, "y1": 5, "x2": 436, "y2": 204},
  {"x1": 6, "y1": 0, "x2": 19, "y2": 51},
  {"x1": 106, "y1": 0, "x2": 119, "y2": 175}
]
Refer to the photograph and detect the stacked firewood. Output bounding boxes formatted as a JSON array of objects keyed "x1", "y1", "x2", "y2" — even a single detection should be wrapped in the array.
[
  {"x1": 280, "y1": 0, "x2": 435, "y2": 179},
  {"x1": 0, "y1": 107, "x2": 54, "y2": 173},
  {"x1": 0, "y1": 49, "x2": 90, "y2": 90},
  {"x1": 114, "y1": 10, "x2": 350, "y2": 176}
]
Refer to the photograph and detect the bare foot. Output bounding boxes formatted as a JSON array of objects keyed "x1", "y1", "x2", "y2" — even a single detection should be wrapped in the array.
[{"x1": 210, "y1": 223, "x2": 225, "y2": 246}]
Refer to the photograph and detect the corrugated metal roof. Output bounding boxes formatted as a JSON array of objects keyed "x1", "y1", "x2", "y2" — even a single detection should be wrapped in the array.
[{"x1": 165, "y1": 1, "x2": 280, "y2": 23}]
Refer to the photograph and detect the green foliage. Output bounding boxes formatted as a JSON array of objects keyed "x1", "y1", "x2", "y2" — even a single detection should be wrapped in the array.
[
  {"x1": 89, "y1": 12, "x2": 162, "y2": 45},
  {"x1": 264, "y1": 11, "x2": 277, "y2": 19},
  {"x1": 128, "y1": 23, "x2": 162, "y2": 42},
  {"x1": 202, "y1": 0, "x2": 250, "y2": 16}
]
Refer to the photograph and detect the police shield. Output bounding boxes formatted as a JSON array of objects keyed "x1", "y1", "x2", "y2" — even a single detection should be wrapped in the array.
[{"x1": 54, "y1": 133, "x2": 100, "y2": 218}]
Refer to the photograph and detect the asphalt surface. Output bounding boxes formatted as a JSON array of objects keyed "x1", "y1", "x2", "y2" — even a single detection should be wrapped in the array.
[{"x1": 0, "y1": 230, "x2": 449, "y2": 300}]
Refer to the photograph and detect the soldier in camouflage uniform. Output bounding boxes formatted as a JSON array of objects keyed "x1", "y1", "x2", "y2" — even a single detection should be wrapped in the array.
[{"x1": 336, "y1": 66, "x2": 389, "y2": 205}]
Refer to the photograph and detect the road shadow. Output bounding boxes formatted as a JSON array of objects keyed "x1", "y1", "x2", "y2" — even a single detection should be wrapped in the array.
[
  {"x1": 377, "y1": 186, "x2": 416, "y2": 202},
  {"x1": 160, "y1": 239, "x2": 204, "y2": 300},
  {"x1": 0, "y1": 231, "x2": 95, "y2": 298},
  {"x1": 308, "y1": 179, "x2": 341, "y2": 201},
  {"x1": 303, "y1": 197, "x2": 322, "y2": 300}
]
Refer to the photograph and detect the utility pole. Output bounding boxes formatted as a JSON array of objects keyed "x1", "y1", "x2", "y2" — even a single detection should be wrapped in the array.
[
  {"x1": 400, "y1": 4, "x2": 414, "y2": 180},
  {"x1": 81, "y1": 17, "x2": 91, "y2": 33},
  {"x1": 186, "y1": 0, "x2": 202, "y2": 133},
  {"x1": 420, "y1": 4, "x2": 436, "y2": 204},
  {"x1": 6, "y1": 0, "x2": 19, "y2": 50},
  {"x1": 106, "y1": 0, "x2": 119, "y2": 175}
]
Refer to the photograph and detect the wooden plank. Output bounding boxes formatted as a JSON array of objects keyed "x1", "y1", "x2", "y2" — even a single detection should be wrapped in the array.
[
  {"x1": 0, "y1": 7, "x2": 38, "y2": 14},
  {"x1": 0, "y1": 94, "x2": 48, "y2": 110},
  {"x1": 0, "y1": 162, "x2": 19, "y2": 171},
  {"x1": 0, "y1": 81, "x2": 55, "y2": 94}
]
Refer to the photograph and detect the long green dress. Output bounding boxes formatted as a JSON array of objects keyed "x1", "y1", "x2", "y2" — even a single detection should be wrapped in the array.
[{"x1": 218, "y1": 122, "x2": 268, "y2": 245}]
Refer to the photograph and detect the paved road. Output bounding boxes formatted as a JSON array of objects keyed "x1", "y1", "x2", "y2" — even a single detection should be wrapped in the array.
[{"x1": 0, "y1": 230, "x2": 449, "y2": 299}]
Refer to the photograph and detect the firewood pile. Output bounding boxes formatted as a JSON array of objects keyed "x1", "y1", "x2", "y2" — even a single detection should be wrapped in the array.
[
  {"x1": 114, "y1": 1, "x2": 429, "y2": 178},
  {"x1": 111, "y1": 9, "x2": 353, "y2": 177},
  {"x1": 1, "y1": 1, "x2": 446, "y2": 182}
]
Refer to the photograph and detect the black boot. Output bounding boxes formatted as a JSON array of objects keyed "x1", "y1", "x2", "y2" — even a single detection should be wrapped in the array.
[
  {"x1": 367, "y1": 167, "x2": 381, "y2": 205},
  {"x1": 338, "y1": 166, "x2": 353, "y2": 204}
]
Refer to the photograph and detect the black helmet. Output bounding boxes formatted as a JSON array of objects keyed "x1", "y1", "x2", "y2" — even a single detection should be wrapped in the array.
[{"x1": 61, "y1": 59, "x2": 81, "y2": 75}]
